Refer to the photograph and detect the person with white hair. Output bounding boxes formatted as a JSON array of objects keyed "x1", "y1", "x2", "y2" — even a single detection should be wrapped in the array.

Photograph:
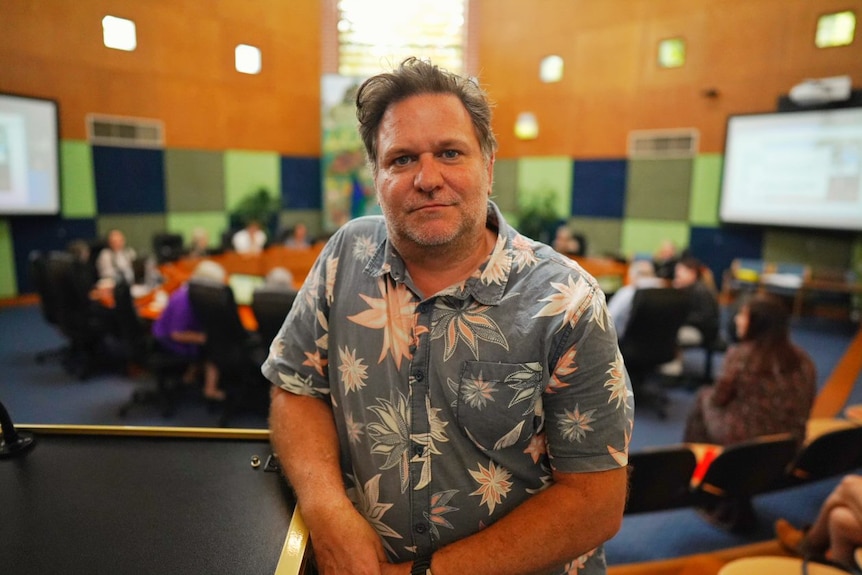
[{"x1": 152, "y1": 260, "x2": 227, "y2": 401}]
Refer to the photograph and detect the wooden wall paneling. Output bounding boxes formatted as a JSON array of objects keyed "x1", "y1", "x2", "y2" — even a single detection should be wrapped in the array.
[{"x1": 779, "y1": 0, "x2": 862, "y2": 85}]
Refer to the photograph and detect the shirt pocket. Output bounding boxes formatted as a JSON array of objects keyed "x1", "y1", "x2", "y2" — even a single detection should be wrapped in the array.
[{"x1": 453, "y1": 361, "x2": 543, "y2": 451}]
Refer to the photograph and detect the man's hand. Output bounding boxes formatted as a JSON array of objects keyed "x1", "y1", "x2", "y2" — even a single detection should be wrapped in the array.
[{"x1": 306, "y1": 501, "x2": 388, "y2": 575}]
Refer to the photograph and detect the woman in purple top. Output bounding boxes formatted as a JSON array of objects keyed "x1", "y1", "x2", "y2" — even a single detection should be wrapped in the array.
[{"x1": 152, "y1": 260, "x2": 227, "y2": 401}]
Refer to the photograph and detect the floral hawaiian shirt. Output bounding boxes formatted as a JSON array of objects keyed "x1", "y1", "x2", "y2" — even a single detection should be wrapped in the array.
[{"x1": 262, "y1": 201, "x2": 634, "y2": 575}]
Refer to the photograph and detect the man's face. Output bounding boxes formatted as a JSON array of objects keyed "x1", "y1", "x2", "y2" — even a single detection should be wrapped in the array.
[
  {"x1": 373, "y1": 93, "x2": 494, "y2": 253},
  {"x1": 108, "y1": 231, "x2": 125, "y2": 251}
]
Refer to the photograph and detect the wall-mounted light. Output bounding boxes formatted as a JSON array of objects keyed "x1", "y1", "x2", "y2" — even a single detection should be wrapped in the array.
[
  {"x1": 657, "y1": 37, "x2": 685, "y2": 68},
  {"x1": 102, "y1": 15, "x2": 137, "y2": 51},
  {"x1": 816, "y1": 10, "x2": 856, "y2": 48},
  {"x1": 235, "y1": 44, "x2": 262, "y2": 75},
  {"x1": 514, "y1": 112, "x2": 539, "y2": 140},
  {"x1": 540, "y1": 55, "x2": 564, "y2": 83}
]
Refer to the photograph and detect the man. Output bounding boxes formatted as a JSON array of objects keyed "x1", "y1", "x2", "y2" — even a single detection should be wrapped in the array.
[
  {"x1": 232, "y1": 219, "x2": 267, "y2": 254},
  {"x1": 263, "y1": 58, "x2": 632, "y2": 575},
  {"x1": 96, "y1": 228, "x2": 136, "y2": 284}
]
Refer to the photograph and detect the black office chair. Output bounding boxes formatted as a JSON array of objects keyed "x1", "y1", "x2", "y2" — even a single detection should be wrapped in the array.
[
  {"x1": 251, "y1": 288, "x2": 298, "y2": 345},
  {"x1": 43, "y1": 251, "x2": 107, "y2": 379},
  {"x1": 626, "y1": 445, "x2": 697, "y2": 514},
  {"x1": 618, "y1": 287, "x2": 690, "y2": 418},
  {"x1": 783, "y1": 425, "x2": 862, "y2": 486},
  {"x1": 112, "y1": 281, "x2": 193, "y2": 418},
  {"x1": 152, "y1": 232, "x2": 185, "y2": 264},
  {"x1": 188, "y1": 280, "x2": 269, "y2": 426},
  {"x1": 692, "y1": 433, "x2": 799, "y2": 532},
  {"x1": 29, "y1": 250, "x2": 70, "y2": 364}
]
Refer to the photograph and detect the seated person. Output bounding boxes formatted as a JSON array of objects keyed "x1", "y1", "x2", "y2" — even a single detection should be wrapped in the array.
[
  {"x1": 552, "y1": 225, "x2": 583, "y2": 256},
  {"x1": 96, "y1": 229, "x2": 137, "y2": 285},
  {"x1": 607, "y1": 259, "x2": 668, "y2": 340},
  {"x1": 232, "y1": 220, "x2": 267, "y2": 254},
  {"x1": 151, "y1": 260, "x2": 227, "y2": 401},
  {"x1": 652, "y1": 239, "x2": 679, "y2": 280},
  {"x1": 776, "y1": 474, "x2": 862, "y2": 571},
  {"x1": 187, "y1": 227, "x2": 211, "y2": 258},
  {"x1": 259, "y1": 266, "x2": 295, "y2": 291},
  {"x1": 673, "y1": 256, "x2": 720, "y2": 347},
  {"x1": 683, "y1": 292, "x2": 816, "y2": 447},
  {"x1": 283, "y1": 222, "x2": 311, "y2": 249}
]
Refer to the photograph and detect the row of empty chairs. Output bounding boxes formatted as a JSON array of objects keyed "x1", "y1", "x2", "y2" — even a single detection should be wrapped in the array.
[{"x1": 625, "y1": 423, "x2": 862, "y2": 530}]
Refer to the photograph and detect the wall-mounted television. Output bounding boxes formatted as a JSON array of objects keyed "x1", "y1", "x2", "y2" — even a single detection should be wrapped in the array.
[
  {"x1": 719, "y1": 106, "x2": 862, "y2": 232},
  {"x1": 0, "y1": 92, "x2": 61, "y2": 215}
]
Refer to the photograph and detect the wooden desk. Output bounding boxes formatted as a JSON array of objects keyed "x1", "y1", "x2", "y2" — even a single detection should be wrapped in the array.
[
  {"x1": 570, "y1": 256, "x2": 629, "y2": 294},
  {"x1": 794, "y1": 277, "x2": 862, "y2": 317}
]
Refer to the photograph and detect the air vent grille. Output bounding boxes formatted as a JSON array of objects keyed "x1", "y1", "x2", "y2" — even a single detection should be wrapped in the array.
[
  {"x1": 627, "y1": 128, "x2": 699, "y2": 158},
  {"x1": 86, "y1": 114, "x2": 164, "y2": 148}
]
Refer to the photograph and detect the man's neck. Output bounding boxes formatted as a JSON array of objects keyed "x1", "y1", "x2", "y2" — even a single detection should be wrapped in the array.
[{"x1": 400, "y1": 227, "x2": 497, "y2": 298}]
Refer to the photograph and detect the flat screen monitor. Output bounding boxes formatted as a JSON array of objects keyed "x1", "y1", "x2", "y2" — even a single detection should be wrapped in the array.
[
  {"x1": 719, "y1": 107, "x2": 862, "y2": 232},
  {"x1": 0, "y1": 92, "x2": 61, "y2": 215}
]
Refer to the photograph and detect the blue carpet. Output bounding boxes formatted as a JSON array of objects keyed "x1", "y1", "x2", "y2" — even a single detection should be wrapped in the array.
[{"x1": 1, "y1": 303, "x2": 860, "y2": 565}]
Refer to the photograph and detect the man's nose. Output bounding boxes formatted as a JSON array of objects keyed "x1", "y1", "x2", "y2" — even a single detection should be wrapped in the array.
[{"x1": 414, "y1": 155, "x2": 442, "y2": 193}]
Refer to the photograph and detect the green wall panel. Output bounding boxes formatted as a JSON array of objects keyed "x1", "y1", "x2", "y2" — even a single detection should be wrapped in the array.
[
  {"x1": 620, "y1": 218, "x2": 690, "y2": 260},
  {"x1": 625, "y1": 158, "x2": 692, "y2": 221},
  {"x1": 763, "y1": 229, "x2": 853, "y2": 269},
  {"x1": 277, "y1": 209, "x2": 324, "y2": 241},
  {"x1": 0, "y1": 219, "x2": 16, "y2": 298},
  {"x1": 689, "y1": 154, "x2": 722, "y2": 226},
  {"x1": 224, "y1": 150, "x2": 280, "y2": 213},
  {"x1": 60, "y1": 140, "x2": 96, "y2": 218},
  {"x1": 165, "y1": 149, "x2": 226, "y2": 212},
  {"x1": 516, "y1": 156, "x2": 572, "y2": 218},
  {"x1": 166, "y1": 212, "x2": 230, "y2": 249},
  {"x1": 491, "y1": 158, "x2": 518, "y2": 214},
  {"x1": 566, "y1": 217, "x2": 623, "y2": 258},
  {"x1": 97, "y1": 214, "x2": 168, "y2": 256}
]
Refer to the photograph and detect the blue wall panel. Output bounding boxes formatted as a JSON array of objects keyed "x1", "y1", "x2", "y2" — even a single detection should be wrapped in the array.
[
  {"x1": 571, "y1": 159, "x2": 627, "y2": 218},
  {"x1": 281, "y1": 156, "x2": 322, "y2": 210},
  {"x1": 689, "y1": 225, "x2": 764, "y2": 287},
  {"x1": 93, "y1": 146, "x2": 166, "y2": 214}
]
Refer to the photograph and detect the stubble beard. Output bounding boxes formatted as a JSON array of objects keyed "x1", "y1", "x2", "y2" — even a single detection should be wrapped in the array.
[{"x1": 382, "y1": 198, "x2": 489, "y2": 260}]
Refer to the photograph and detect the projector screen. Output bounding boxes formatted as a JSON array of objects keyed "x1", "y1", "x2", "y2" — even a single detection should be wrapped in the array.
[
  {"x1": 0, "y1": 92, "x2": 61, "y2": 215},
  {"x1": 719, "y1": 107, "x2": 862, "y2": 232}
]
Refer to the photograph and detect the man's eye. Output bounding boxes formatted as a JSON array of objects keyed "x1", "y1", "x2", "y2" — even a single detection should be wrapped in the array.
[
  {"x1": 441, "y1": 150, "x2": 460, "y2": 159},
  {"x1": 393, "y1": 156, "x2": 412, "y2": 166}
]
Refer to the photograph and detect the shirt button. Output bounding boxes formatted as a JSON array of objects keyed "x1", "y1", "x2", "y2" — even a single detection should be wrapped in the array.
[
  {"x1": 413, "y1": 444, "x2": 424, "y2": 457},
  {"x1": 414, "y1": 522, "x2": 428, "y2": 534},
  {"x1": 413, "y1": 371, "x2": 424, "y2": 382}
]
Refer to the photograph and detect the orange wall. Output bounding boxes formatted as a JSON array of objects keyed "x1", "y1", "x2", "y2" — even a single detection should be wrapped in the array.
[
  {"x1": 473, "y1": 0, "x2": 862, "y2": 157},
  {"x1": 1, "y1": 0, "x2": 860, "y2": 158},
  {"x1": 0, "y1": 0, "x2": 321, "y2": 155}
]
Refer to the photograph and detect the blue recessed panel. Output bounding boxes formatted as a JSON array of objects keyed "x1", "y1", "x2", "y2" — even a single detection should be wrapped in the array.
[
  {"x1": 571, "y1": 159, "x2": 627, "y2": 218},
  {"x1": 93, "y1": 146, "x2": 166, "y2": 214},
  {"x1": 281, "y1": 156, "x2": 322, "y2": 210},
  {"x1": 688, "y1": 225, "x2": 764, "y2": 285}
]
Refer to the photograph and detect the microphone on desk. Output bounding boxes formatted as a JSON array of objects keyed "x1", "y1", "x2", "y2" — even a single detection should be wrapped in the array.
[{"x1": 0, "y1": 399, "x2": 36, "y2": 459}]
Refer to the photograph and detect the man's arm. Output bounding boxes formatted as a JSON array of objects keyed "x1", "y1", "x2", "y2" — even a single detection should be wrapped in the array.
[
  {"x1": 381, "y1": 466, "x2": 628, "y2": 575},
  {"x1": 269, "y1": 387, "x2": 387, "y2": 575}
]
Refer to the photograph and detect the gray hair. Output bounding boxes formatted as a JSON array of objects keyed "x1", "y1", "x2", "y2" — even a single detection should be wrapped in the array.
[
  {"x1": 191, "y1": 260, "x2": 226, "y2": 283},
  {"x1": 355, "y1": 57, "x2": 497, "y2": 172}
]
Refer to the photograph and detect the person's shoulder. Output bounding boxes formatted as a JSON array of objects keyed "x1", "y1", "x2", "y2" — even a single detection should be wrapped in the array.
[{"x1": 341, "y1": 215, "x2": 386, "y2": 233}]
